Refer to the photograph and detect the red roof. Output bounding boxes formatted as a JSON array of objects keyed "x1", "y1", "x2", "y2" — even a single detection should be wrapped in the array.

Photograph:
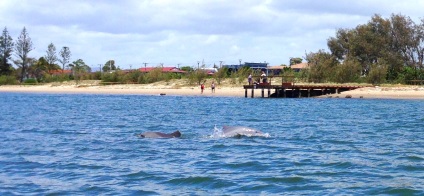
[{"x1": 139, "y1": 67, "x2": 186, "y2": 73}]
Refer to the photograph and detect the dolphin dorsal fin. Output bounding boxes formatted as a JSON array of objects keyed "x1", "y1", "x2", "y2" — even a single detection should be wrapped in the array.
[{"x1": 171, "y1": 131, "x2": 181, "y2": 138}]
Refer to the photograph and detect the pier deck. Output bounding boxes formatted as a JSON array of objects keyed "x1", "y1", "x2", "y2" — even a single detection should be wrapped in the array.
[{"x1": 243, "y1": 83, "x2": 368, "y2": 98}]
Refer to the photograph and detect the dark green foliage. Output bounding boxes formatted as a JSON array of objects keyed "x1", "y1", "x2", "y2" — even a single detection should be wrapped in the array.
[
  {"x1": 366, "y1": 62, "x2": 388, "y2": 85},
  {"x1": 122, "y1": 70, "x2": 142, "y2": 83},
  {"x1": 333, "y1": 59, "x2": 362, "y2": 83},
  {"x1": 0, "y1": 27, "x2": 14, "y2": 75},
  {"x1": 290, "y1": 57, "x2": 303, "y2": 65},
  {"x1": 103, "y1": 60, "x2": 116, "y2": 72},
  {"x1": 43, "y1": 73, "x2": 70, "y2": 83},
  {"x1": 180, "y1": 66, "x2": 193, "y2": 72},
  {"x1": 69, "y1": 59, "x2": 90, "y2": 84},
  {"x1": 305, "y1": 50, "x2": 338, "y2": 83},
  {"x1": 0, "y1": 75, "x2": 17, "y2": 84},
  {"x1": 15, "y1": 27, "x2": 34, "y2": 83},
  {"x1": 91, "y1": 71, "x2": 102, "y2": 80},
  {"x1": 23, "y1": 78, "x2": 37, "y2": 84},
  {"x1": 303, "y1": 13, "x2": 424, "y2": 84},
  {"x1": 101, "y1": 71, "x2": 121, "y2": 83}
]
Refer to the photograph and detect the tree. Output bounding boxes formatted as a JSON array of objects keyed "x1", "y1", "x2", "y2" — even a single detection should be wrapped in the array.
[
  {"x1": 180, "y1": 66, "x2": 193, "y2": 72},
  {"x1": 28, "y1": 57, "x2": 48, "y2": 82},
  {"x1": 102, "y1": 60, "x2": 116, "y2": 72},
  {"x1": 58, "y1": 46, "x2": 71, "y2": 72},
  {"x1": 0, "y1": 27, "x2": 14, "y2": 75},
  {"x1": 290, "y1": 57, "x2": 303, "y2": 65},
  {"x1": 326, "y1": 14, "x2": 424, "y2": 83},
  {"x1": 14, "y1": 27, "x2": 34, "y2": 83},
  {"x1": 305, "y1": 50, "x2": 338, "y2": 83},
  {"x1": 45, "y1": 42, "x2": 58, "y2": 72},
  {"x1": 69, "y1": 59, "x2": 90, "y2": 84}
]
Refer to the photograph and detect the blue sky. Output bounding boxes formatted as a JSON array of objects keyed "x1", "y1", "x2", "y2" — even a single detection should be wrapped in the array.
[{"x1": 1, "y1": 0, "x2": 423, "y2": 69}]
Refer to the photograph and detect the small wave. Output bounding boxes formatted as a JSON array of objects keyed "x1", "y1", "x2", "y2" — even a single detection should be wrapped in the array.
[
  {"x1": 397, "y1": 155, "x2": 424, "y2": 162},
  {"x1": 164, "y1": 176, "x2": 233, "y2": 189},
  {"x1": 260, "y1": 176, "x2": 306, "y2": 184},
  {"x1": 372, "y1": 187, "x2": 423, "y2": 195},
  {"x1": 399, "y1": 164, "x2": 424, "y2": 172}
]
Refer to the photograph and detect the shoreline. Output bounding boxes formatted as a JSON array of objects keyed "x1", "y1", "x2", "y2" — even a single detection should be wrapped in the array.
[
  {"x1": 1, "y1": 82, "x2": 424, "y2": 99},
  {"x1": 0, "y1": 83, "x2": 246, "y2": 97}
]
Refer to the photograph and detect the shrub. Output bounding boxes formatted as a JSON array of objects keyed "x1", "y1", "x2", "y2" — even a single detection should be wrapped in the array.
[
  {"x1": 23, "y1": 78, "x2": 38, "y2": 84},
  {"x1": 0, "y1": 75, "x2": 18, "y2": 85}
]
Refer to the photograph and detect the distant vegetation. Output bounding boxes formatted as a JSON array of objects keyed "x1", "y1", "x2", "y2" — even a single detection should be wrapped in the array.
[
  {"x1": 1, "y1": 13, "x2": 424, "y2": 85},
  {"x1": 304, "y1": 14, "x2": 424, "y2": 85}
]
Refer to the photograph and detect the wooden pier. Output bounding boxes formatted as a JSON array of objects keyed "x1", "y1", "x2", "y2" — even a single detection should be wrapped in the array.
[{"x1": 243, "y1": 78, "x2": 370, "y2": 98}]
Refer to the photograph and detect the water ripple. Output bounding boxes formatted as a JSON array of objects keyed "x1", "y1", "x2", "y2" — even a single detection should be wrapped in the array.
[{"x1": 0, "y1": 93, "x2": 423, "y2": 195}]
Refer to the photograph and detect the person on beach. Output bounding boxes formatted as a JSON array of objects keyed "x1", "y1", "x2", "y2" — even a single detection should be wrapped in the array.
[
  {"x1": 211, "y1": 81, "x2": 215, "y2": 93},
  {"x1": 201, "y1": 83, "x2": 205, "y2": 94},
  {"x1": 248, "y1": 74, "x2": 252, "y2": 85}
]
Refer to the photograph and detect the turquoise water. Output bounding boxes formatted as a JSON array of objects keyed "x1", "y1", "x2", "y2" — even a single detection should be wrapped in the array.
[{"x1": 0, "y1": 92, "x2": 423, "y2": 195}]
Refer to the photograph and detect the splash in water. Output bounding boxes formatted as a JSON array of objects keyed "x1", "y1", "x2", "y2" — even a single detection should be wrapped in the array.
[{"x1": 210, "y1": 125, "x2": 270, "y2": 138}]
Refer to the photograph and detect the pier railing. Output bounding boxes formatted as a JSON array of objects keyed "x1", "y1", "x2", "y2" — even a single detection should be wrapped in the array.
[{"x1": 243, "y1": 77, "x2": 370, "y2": 98}]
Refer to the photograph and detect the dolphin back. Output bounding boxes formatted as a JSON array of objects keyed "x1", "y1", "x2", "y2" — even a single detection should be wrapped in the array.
[
  {"x1": 138, "y1": 131, "x2": 181, "y2": 138},
  {"x1": 170, "y1": 131, "x2": 181, "y2": 138},
  {"x1": 222, "y1": 126, "x2": 264, "y2": 137}
]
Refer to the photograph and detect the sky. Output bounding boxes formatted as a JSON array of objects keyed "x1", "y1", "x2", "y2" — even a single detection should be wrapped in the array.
[{"x1": 1, "y1": 0, "x2": 423, "y2": 70}]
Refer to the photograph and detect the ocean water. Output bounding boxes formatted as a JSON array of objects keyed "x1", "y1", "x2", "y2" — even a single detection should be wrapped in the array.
[{"x1": 0, "y1": 92, "x2": 423, "y2": 195}]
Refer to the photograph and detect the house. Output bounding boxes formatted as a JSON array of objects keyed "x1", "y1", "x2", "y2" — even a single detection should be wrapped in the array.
[
  {"x1": 221, "y1": 62, "x2": 268, "y2": 72},
  {"x1": 200, "y1": 67, "x2": 218, "y2": 75},
  {"x1": 290, "y1": 63, "x2": 308, "y2": 72}
]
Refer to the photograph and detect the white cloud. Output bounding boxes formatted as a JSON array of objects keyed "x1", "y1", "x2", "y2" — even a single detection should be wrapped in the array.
[{"x1": 1, "y1": 0, "x2": 423, "y2": 68}]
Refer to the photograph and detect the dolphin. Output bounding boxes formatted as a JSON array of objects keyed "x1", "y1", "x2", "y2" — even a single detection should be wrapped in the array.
[
  {"x1": 221, "y1": 126, "x2": 266, "y2": 138},
  {"x1": 137, "y1": 131, "x2": 181, "y2": 138}
]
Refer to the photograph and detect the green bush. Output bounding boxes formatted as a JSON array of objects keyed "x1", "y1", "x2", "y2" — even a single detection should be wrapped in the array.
[
  {"x1": 101, "y1": 72, "x2": 120, "y2": 83},
  {"x1": 122, "y1": 71, "x2": 142, "y2": 83},
  {"x1": 23, "y1": 78, "x2": 38, "y2": 84},
  {"x1": 366, "y1": 63, "x2": 387, "y2": 85},
  {"x1": 0, "y1": 75, "x2": 18, "y2": 85},
  {"x1": 43, "y1": 73, "x2": 71, "y2": 83}
]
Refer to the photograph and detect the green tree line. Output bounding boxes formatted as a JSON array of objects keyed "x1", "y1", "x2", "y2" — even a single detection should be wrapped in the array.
[
  {"x1": 303, "y1": 13, "x2": 424, "y2": 84},
  {"x1": 2, "y1": 13, "x2": 424, "y2": 85}
]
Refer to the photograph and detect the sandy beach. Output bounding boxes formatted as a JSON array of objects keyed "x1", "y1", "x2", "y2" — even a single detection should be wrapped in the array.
[
  {"x1": 1, "y1": 80, "x2": 424, "y2": 99},
  {"x1": 0, "y1": 80, "x2": 246, "y2": 97}
]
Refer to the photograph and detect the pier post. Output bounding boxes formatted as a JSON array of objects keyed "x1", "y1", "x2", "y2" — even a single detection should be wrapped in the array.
[
  {"x1": 298, "y1": 89, "x2": 301, "y2": 98},
  {"x1": 283, "y1": 89, "x2": 286, "y2": 98},
  {"x1": 251, "y1": 88, "x2": 254, "y2": 98},
  {"x1": 308, "y1": 89, "x2": 311, "y2": 97},
  {"x1": 276, "y1": 89, "x2": 279, "y2": 97},
  {"x1": 261, "y1": 89, "x2": 264, "y2": 98},
  {"x1": 268, "y1": 89, "x2": 270, "y2": 97},
  {"x1": 245, "y1": 89, "x2": 247, "y2": 98}
]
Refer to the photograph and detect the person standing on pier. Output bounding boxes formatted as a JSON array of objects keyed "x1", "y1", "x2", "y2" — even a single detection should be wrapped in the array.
[
  {"x1": 248, "y1": 73, "x2": 252, "y2": 85},
  {"x1": 261, "y1": 71, "x2": 267, "y2": 83}
]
